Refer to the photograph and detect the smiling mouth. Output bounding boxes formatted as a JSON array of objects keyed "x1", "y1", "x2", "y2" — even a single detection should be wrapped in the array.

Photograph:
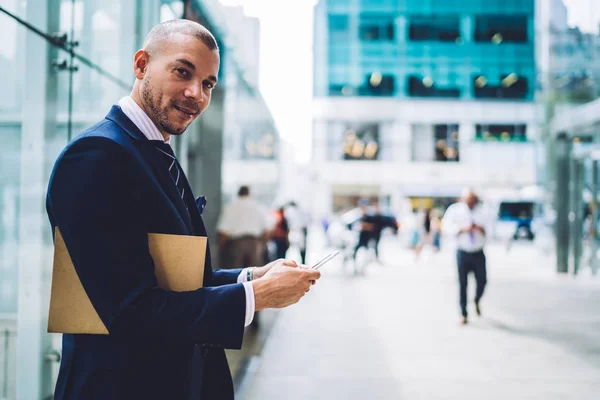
[{"x1": 173, "y1": 105, "x2": 198, "y2": 119}]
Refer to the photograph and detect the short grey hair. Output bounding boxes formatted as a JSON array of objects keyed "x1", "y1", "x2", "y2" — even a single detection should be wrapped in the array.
[
  {"x1": 461, "y1": 187, "x2": 478, "y2": 200},
  {"x1": 143, "y1": 19, "x2": 219, "y2": 53}
]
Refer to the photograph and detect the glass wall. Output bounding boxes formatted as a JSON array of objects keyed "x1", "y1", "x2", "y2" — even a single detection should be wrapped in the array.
[
  {"x1": 0, "y1": 1, "x2": 279, "y2": 394},
  {"x1": 56, "y1": 0, "x2": 132, "y2": 117},
  {"x1": 0, "y1": 1, "x2": 174, "y2": 398},
  {"x1": 0, "y1": 1, "x2": 25, "y2": 396},
  {"x1": 0, "y1": 1, "x2": 22, "y2": 318}
]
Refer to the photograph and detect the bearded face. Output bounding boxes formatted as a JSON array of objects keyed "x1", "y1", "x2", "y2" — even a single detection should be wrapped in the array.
[
  {"x1": 141, "y1": 76, "x2": 200, "y2": 136},
  {"x1": 135, "y1": 33, "x2": 220, "y2": 137}
]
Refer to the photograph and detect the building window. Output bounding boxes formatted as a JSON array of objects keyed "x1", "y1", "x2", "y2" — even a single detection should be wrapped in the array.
[
  {"x1": 553, "y1": 73, "x2": 596, "y2": 103},
  {"x1": 572, "y1": 135, "x2": 594, "y2": 144},
  {"x1": 475, "y1": 15, "x2": 528, "y2": 43},
  {"x1": 385, "y1": 23, "x2": 394, "y2": 40},
  {"x1": 359, "y1": 14, "x2": 395, "y2": 41},
  {"x1": 342, "y1": 123, "x2": 380, "y2": 160},
  {"x1": 475, "y1": 124, "x2": 527, "y2": 142},
  {"x1": 407, "y1": 76, "x2": 461, "y2": 98},
  {"x1": 329, "y1": 84, "x2": 345, "y2": 96},
  {"x1": 473, "y1": 74, "x2": 528, "y2": 99},
  {"x1": 329, "y1": 14, "x2": 349, "y2": 32},
  {"x1": 434, "y1": 124, "x2": 460, "y2": 162},
  {"x1": 329, "y1": 84, "x2": 356, "y2": 96},
  {"x1": 408, "y1": 15, "x2": 461, "y2": 42},
  {"x1": 242, "y1": 128, "x2": 278, "y2": 159},
  {"x1": 358, "y1": 72, "x2": 395, "y2": 96},
  {"x1": 359, "y1": 24, "x2": 380, "y2": 40}
]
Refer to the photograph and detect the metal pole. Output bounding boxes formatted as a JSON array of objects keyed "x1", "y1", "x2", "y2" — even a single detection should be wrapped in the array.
[
  {"x1": 66, "y1": 0, "x2": 76, "y2": 142},
  {"x1": 555, "y1": 133, "x2": 571, "y2": 273},
  {"x1": 592, "y1": 160, "x2": 599, "y2": 275},
  {"x1": 571, "y1": 159, "x2": 584, "y2": 275},
  {"x1": 3, "y1": 330, "x2": 8, "y2": 399}
]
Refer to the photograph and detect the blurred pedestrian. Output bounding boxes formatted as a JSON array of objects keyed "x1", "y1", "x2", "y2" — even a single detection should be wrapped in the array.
[
  {"x1": 217, "y1": 185, "x2": 268, "y2": 269},
  {"x1": 285, "y1": 201, "x2": 310, "y2": 264},
  {"x1": 583, "y1": 213, "x2": 593, "y2": 245},
  {"x1": 441, "y1": 188, "x2": 492, "y2": 325},
  {"x1": 411, "y1": 209, "x2": 426, "y2": 260},
  {"x1": 353, "y1": 200, "x2": 374, "y2": 260},
  {"x1": 416, "y1": 209, "x2": 441, "y2": 257},
  {"x1": 370, "y1": 203, "x2": 385, "y2": 262},
  {"x1": 369, "y1": 202, "x2": 399, "y2": 264},
  {"x1": 270, "y1": 207, "x2": 290, "y2": 259},
  {"x1": 430, "y1": 209, "x2": 441, "y2": 252}
]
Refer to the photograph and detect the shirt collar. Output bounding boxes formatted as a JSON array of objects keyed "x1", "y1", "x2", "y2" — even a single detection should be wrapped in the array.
[{"x1": 118, "y1": 96, "x2": 171, "y2": 144}]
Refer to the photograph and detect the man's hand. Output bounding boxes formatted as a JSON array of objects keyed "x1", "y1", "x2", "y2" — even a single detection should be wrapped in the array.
[
  {"x1": 252, "y1": 258, "x2": 295, "y2": 280},
  {"x1": 458, "y1": 226, "x2": 471, "y2": 236},
  {"x1": 471, "y1": 224, "x2": 486, "y2": 235},
  {"x1": 458, "y1": 224, "x2": 485, "y2": 237},
  {"x1": 252, "y1": 260, "x2": 321, "y2": 311}
]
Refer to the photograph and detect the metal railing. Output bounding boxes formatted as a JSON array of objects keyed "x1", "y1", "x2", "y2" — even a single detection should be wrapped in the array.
[{"x1": 0, "y1": 327, "x2": 17, "y2": 400}]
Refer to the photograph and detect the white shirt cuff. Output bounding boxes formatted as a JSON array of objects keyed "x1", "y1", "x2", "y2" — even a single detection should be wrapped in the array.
[
  {"x1": 242, "y1": 281, "x2": 255, "y2": 327},
  {"x1": 237, "y1": 268, "x2": 249, "y2": 283}
]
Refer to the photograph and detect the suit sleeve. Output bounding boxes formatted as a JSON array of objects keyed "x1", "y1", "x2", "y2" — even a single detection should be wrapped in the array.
[
  {"x1": 211, "y1": 269, "x2": 244, "y2": 286},
  {"x1": 46, "y1": 137, "x2": 245, "y2": 349}
]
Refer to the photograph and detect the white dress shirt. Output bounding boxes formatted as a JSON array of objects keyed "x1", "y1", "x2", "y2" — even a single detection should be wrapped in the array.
[
  {"x1": 217, "y1": 197, "x2": 268, "y2": 238},
  {"x1": 118, "y1": 96, "x2": 255, "y2": 327},
  {"x1": 441, "y1": 202, "x2": 492, "y2": 253}
]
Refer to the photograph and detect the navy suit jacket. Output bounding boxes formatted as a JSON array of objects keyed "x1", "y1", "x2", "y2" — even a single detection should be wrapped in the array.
[{"x1": 46, "y1": 106, "x2": 246, "y2": 400}]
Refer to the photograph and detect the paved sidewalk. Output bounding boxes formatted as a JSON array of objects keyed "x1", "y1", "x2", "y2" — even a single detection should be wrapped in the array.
[{"x1": 239, "y1": 238, "x2": 600, "y2": 400}]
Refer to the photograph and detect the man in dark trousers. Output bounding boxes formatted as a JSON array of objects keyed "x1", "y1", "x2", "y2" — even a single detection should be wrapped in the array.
[
  {"x1": 353, "y1": 200, "x2": 374, "y2": 260},
  {"x1": 441, "y1": 188, "x2": 491, "y2": 325},
  {"x1": 369, "y1": 202, "x2": 399, "y2": 264},
  {"x1": 46, "y1": 20, "x2": 320, "y2": 400}
]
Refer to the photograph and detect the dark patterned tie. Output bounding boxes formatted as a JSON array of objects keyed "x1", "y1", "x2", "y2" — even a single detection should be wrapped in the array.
[{"x1": 151, "y1": 141, "x2": 187, "y2": 210}]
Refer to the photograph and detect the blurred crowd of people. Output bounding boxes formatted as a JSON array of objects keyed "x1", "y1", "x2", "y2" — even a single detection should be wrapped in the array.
[
  {"x1": 216, "y1": 186, "x2": 532, "y2": 324},
  {"x1": 217, "y1": 186, "x2": 310, "y2": 271},
  {"x1": 317, "y1": 189, "x2": 491, "y2": 324}
]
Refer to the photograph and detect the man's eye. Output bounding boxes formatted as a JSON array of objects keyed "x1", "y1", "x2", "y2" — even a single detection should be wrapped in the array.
[
  {"x1": 204, "y1": 82, "x2": 214, "y2": 89},
  {"x1": 176, "y1": 68, "x2": 189, "y2": 78}
]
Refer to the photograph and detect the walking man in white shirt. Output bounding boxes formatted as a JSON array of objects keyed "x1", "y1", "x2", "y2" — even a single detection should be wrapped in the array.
[
  {"x1": 218, "y1": 185, "x2": 268, "y2": 269},
  {"x1": 442, "y1": 188, "x2": 491, "y2": 325}
]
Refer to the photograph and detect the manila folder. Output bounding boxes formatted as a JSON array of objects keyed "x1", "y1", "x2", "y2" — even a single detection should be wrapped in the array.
[{"x1": 47, "y1": 228, "x2": 207, "y2": 335}]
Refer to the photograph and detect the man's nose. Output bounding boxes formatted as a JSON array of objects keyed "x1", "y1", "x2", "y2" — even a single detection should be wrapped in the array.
[{"x1": 184, "y1": 82, "x2": 204, "y2": 103}]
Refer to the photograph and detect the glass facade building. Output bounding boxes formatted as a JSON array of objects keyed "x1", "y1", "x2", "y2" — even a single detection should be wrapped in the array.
[
  {"x1": 311, "y1": 0, "x2": 540, "y2": 218},
  {"x1": 314, "y1": 0, "x2": 536, "y2": 101},
  {"x1": 0, "y1": 0, "x2": 278, "y2": 398}
]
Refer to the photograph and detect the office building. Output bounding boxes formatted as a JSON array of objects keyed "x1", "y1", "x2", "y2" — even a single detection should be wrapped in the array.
[{"x1": 312, "y1": 0, "x2": 540, "y2": 215}]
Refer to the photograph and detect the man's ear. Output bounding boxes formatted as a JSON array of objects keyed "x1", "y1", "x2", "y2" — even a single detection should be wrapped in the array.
[{"x1": 133, "y1": 49, "x2": 150, "y2": 80}]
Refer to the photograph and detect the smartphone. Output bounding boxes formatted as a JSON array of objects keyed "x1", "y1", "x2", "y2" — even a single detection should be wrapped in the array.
[{"x1": 311, "y1": 251, "x2": 340, "y2": 270}]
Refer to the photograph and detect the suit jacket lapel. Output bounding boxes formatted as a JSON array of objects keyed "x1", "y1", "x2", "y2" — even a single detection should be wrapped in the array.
[
  {"x1": 140, "y1": 144, "x2": 195, "y2": 234},
  {"x1": 105, "y1": 106, "x2": 194, "y2": 235},
  {"x1": 177, "y1": 161, "x2": 206, "y2": 236},
  {"x1": 177, "y1": 166, "x2": 214, "y2": 283}
]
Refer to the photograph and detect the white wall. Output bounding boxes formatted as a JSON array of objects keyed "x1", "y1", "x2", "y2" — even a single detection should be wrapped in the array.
[
  {"x1": 313, "y1": 98, "x2": 541, "y2": 124},
  {"x1": 222, "y1": 5, "x2": 261, "y2": 87},
  {"x1": 311, "y1": 97, "x2": 541, "y2": 215},
  {"x1": 317, "y1": 161, "x2": 536, "y2": 186}
]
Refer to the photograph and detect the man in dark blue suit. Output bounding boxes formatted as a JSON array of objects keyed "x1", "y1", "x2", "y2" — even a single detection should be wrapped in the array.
[{"x1": 46, "y1": 19, "x2": 320, "y2": 400}]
